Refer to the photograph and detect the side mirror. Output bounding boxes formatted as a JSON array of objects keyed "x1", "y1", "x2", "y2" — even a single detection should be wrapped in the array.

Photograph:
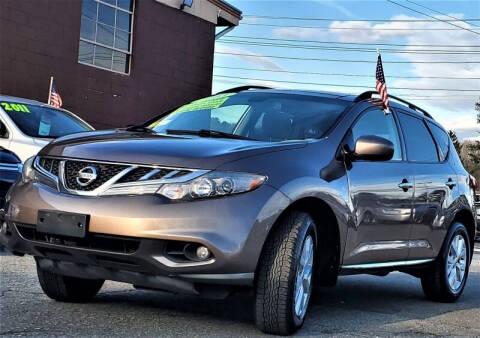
[{"x1": 351, "y1": 135, "x2": 394, "y2": 162}]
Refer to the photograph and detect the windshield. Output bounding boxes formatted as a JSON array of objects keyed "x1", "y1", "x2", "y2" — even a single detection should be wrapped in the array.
[
  {"x1": 149, "y1": 92, "x2": 349, "y2": 142},
  {"x1": 1, "y1": 101, "x2": 93, "y2": 138}
]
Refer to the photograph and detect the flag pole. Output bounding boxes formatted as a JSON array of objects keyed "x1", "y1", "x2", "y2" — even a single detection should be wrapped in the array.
[{"x1": 47, "y1": 76, "x2": 53, "y2": 105}]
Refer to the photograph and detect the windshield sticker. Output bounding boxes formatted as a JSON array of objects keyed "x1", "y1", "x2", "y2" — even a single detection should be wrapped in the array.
[
  {"x1": 38, "y1": 120, "x2": 51, "y2": 136},
  {"x1": 149, "y1": 93, "x2": 235, "y2": 129},
  {"x1": 0, "y1": 102, "x2": 30, "y2": 113},
  {"x1": 174, "y1": 93, "x2": 235, "y2": 114}
]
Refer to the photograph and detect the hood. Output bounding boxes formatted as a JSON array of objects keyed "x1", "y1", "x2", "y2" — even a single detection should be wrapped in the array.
[{"x1": 40, "y1": 130, "x2": 307, "y2": 169}]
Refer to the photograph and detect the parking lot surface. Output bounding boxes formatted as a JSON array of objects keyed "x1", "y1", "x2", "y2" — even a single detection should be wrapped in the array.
[{"x1": 1, "y1": 244, "x2": 479, "y2": 337}]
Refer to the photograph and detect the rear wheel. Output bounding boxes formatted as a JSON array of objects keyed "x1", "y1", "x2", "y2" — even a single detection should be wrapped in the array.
[
  {"x1": 255, "y1": 211, "x2": 316, "y2": 335},
  {"x1": 421, "y1": 222, "x2": 470, "y2": 302},
  {"x1": 36, "y1": 261, "x2": 104, "y2": 302}
]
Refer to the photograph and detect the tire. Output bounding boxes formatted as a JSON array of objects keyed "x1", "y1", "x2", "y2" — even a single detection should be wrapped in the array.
[
  {"x1": 421, "y1": 222, "x2": 471, "y2": 302},
  {"x1": 255, "y1": 211, "x2": 317, "y2": 335},
  {"x1": 36, "y1": 261, "x2": 104, "y2": 302}
]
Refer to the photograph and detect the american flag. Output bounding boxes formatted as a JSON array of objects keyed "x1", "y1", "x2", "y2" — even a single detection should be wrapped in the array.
[
  {"x1": 375, "y1": 53, "x2": 389, "y2": 113},
  {"x1": 49, "y1": 80, "x2": 63, "y2": 108}
]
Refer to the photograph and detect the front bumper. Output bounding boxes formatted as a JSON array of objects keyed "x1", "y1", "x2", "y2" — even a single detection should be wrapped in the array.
[{"x1": 1, "y1": 180, "x2": 291, "y2": 293}]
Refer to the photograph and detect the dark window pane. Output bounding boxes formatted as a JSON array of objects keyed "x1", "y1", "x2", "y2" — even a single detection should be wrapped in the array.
[
  {"x1": 94, "y1": 45, "x2": 113, "y2": 69},
  {"x1": 114, "y1": 29, "x2": 130, "y2": 51},
  {"x1": 78, "y1": 41, "x2": 94, "y2": 64},
  {"x1": 398, "y1": 113, "x2": 438, "y2": 162},
  {"x1": 117, "y1": 0, "x2": 133, "y2": 11},
  {"x1": 98, "y1": 3, "x2": 115, "y2": 26},
  {"x1": 112, "y1": 51, "x2": 128, "y2": 73},
  {"x1": 2, "y1": 103, "x2": 92, "y2": 138},
  {"x1": 81, "y1": 0, "x2": 97, "y2": 20},
  {"x1": 116, "y1": 10, "x2": 131, "y2": 32},
  {"x1": 348, "y1": 108, "x2": 402, "y2": 161},
  {"x1": 427, "y1": 121, "x2": 450, "y2": 161},
  {"x1": 96, "y1": 23, "x2": 114, "y2": 46},
  {"x1": 80, "y1": 17, "x2": 95, "y2": 41},
  {"x1": 103, "y1": 0, "x2": 116, "y2": 5}
]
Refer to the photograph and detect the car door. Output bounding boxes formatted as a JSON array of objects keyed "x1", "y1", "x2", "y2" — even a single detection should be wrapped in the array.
[
  {"x1": 342, "y1": 107, "x2": 414, "y2": 266},
  {"x1": 397, "y1": 111, "x2": 457, "y2": 260}
]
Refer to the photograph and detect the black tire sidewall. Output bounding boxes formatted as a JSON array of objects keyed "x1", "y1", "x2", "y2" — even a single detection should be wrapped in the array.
[
  {"x1": 291, "y1": 216, "x2": 317, "y2": 328},
  {"x1": 439, "y1": 222, "x2": 471, "y2": 298}
]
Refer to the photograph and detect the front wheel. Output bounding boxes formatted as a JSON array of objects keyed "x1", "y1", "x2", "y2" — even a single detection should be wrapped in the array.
[
  {"x1": 36, "y1": 260, "x2": 104, "y2": 302},
  {"x1": 255, "y1": 211, "x2": 316, "y2": 335},
  {"x1": 421, "y1": 222, "x2": 471, "y2": 302}
]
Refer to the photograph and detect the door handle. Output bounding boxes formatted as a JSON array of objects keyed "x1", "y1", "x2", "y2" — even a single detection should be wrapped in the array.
[
  {"x1": 398, "y1": 179, "x2": 413, "y2": 192},
  {"x1": 446, "y1": 178, "x2": 456, "y2": 189}
]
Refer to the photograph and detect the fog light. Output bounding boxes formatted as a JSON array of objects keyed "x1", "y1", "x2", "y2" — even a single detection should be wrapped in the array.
[{"x1": 196, "y1": 246, "x2": 210, "y2": 260}]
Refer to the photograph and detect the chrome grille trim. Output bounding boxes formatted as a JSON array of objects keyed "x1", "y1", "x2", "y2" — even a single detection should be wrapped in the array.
[{"x1": 34, "y1": 156, "x2": 209, "y2": 196}]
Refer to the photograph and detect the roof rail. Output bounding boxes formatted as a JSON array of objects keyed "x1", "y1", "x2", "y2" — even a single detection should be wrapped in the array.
[
  {"x1": 216, "y1": 86, "x2": 272, "y2": 95},
  {"x1": 354, "y1": 91, "x2": 433, "y2": 119}
]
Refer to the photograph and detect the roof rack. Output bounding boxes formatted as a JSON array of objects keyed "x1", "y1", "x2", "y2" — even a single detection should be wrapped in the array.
[
  {"x1": 354, "y1": 91, "x2": 433, "y2": 119},
  {"x1": 216, "y1": 85, "x2": 272, "y2": 95}
]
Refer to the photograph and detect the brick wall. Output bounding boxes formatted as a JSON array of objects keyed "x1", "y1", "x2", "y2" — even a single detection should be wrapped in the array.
[{"x1": 0, "y1": 0, "x2": 215, "y2": 129}]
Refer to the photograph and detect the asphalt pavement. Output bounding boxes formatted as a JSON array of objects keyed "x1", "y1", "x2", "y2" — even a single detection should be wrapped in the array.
[{"x1": 1, "y1": 244, "x2": 479, "y2": 337}]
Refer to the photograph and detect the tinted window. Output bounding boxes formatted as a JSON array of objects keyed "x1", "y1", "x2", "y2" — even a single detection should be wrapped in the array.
[
  {"x1": 78, "y1": 0, "x2": 133, "y2": 74},
  {"x1": 346, "y1": 108, "x2": 402, "y2": 161},
  {"x1": 398, "y1": 112, "x2": 438, "y2": 162},
  {"x1": 150, "y1": 92, "x2": 349, "y2": 142},
  {"x1": 0, "y1": 101, "x2": 92, "y2": 138},
  {"x1": 427, "y1": 121, "x2": 449, "y2": 161}
]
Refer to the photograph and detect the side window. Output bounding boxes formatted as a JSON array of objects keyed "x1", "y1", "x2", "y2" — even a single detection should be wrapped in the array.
[
  {"x1": 427, "y1": 121, "x2": 449, "y2": 161},
  {"x1": 347, "y1": 108, "x2": 402, "y2": 161},
  {"x1": 398, "y1": 112, "x2": 438, "y2": 162}
]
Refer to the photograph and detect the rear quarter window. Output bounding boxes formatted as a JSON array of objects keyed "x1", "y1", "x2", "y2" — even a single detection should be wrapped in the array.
[{"x1": 427, "y1": 121, "x2": 449, "y2": 161}]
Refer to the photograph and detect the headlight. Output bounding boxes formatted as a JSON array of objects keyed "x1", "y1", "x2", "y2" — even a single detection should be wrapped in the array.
[
  {"x1": 21, "y1": 156, "x2": 36, "y2": 182},
  {"x1": 157, "y1": 171, "x2": 267, "y2": 200}
]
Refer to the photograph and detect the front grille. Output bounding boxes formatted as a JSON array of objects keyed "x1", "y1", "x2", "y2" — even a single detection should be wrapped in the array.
[
  {"x1": 38, "y1": 158, "x2": 61, "y2": 176},
  {"x1": 36, "y1": 157, "x2": 197, "y2": 194},
  {"x1": 64, "y1": 160, "x2": 127, "y2": 191},
  {"x1": 16, "y1": 223, "x2": 140, "y2": 254},
  {"x1": 118, "y1": 167, "x2": 156, "y2": 183}
]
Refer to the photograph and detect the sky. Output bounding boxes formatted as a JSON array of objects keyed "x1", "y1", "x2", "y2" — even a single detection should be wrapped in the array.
[{"x1": 212, "y1": 0, "x2": 480, "y2": 140}]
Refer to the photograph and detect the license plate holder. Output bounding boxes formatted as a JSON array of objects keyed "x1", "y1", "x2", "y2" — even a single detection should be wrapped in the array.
[{"x1": 37, "y1": 210, "x2": 89, "y2": 238}]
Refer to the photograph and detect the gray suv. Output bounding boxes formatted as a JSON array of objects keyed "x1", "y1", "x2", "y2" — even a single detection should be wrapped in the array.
[{"x1": 1, "y1": 88, "x2": 477, "y2": 335}]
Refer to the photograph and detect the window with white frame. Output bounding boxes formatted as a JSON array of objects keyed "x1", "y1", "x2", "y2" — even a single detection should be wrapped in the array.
[{"x1": 78, "y1": 0, "x2": 134, "y2": 74}]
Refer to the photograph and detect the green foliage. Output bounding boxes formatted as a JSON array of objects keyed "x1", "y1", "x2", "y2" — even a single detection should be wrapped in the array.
[{"x1": 448, "y1": 130, "x2": 461, "y2": 155}]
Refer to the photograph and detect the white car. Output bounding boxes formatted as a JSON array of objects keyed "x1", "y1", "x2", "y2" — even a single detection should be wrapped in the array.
[{"x1": 0, "y1": 95, "x2": 94, "y2": 162}]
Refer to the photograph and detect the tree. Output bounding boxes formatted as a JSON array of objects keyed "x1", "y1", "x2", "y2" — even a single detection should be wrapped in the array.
[
  {"x1": 448, "y1": 130, "x2": 461, "y2": 155},
  {"x1": 476, "y1": 96, "x2": 480, "y2": 124}
]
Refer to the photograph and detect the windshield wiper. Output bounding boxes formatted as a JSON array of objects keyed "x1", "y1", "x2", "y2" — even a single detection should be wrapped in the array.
[{"x1": 166, "y1": 129, "x2": 252, "y2": 140}]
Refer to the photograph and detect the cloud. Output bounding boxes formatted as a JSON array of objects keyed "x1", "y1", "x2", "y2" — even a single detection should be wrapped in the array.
[
  {"x1": 273, "y1": 27, "x2": 328, "y2": 39},
  {"x1": 320, "y1": 0, "x2": 359, "y2": 19},
  {"x1": 330, "y1": 14, "x2": 480, "y2": 115},
  {"x1": 215, "y1": 45, "x2": 284, "y2": 71}
]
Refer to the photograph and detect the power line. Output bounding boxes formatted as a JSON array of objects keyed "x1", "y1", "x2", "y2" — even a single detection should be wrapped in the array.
[
  {"x1": 405, "y1": 0, "x2": 480, "y2": 27},
  {"x1": 215, "y1": 51, "x2": 480, "y2": 64},
  {"x1": 214, "y1": 66, "x2": 480, "y2": 80},
  {"x1": 226, "y1": 35, "x2": 480, "y2": 48},
  {"x1": 243, "y1": 14, "x2": 480, "y2": 23},
  {"x1": 240, "y1": 22, "x2": 480, "y2": 30},
  {"x1": 218, "y1": 39, "x2": 480, "y2": 55},
  {"x1": 386, "y1": 0, "x2": 480, "y2": 36},
  {"x1": 213, "y1": 75, "x2": 480, "y2": 92}
]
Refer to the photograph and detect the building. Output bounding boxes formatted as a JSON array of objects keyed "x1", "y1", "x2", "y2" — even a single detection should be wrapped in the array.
[{"x1": 0, "y1": 0, "x2": 241, "y2": 128}]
